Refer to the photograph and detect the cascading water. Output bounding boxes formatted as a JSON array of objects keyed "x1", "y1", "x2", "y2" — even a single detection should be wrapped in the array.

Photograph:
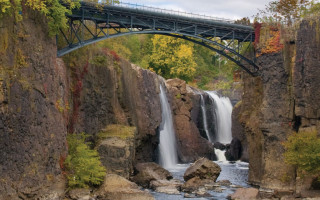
[
  {"x1": 200, "y1": 91, "x2": 233, "y2": 161},
  {"x1": 206, "y1": 91, "x2": 233, "y2": 144},
  {"x1": 200, "y1": 94, "x2": 213, "y2": 143},
  {"x1": 158, "y1": 84, "x2": 178, "y2": 169}
]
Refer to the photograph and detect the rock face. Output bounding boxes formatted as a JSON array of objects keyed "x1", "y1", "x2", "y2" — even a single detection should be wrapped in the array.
[
  {"x1": 231, "y1": 102, "x2": 248, "y2": 162},
  {"x1": 97, "y1": 135, "x2": 135, "y2": 179},
  {"x1": 131, "y1": 162, "x2": 172, "y2": 188},
  {"x1": 0, "y1": 11, "x2": 68, "y2": 199},
  {"x1": 238, "y1": 19, "x2": 320, "y2": 191},
  {"x1": 69, "y1": 54, "x2": 162, "y2": 164},
  {"x1": 183, "y1": 158, "x2": 221, "y2": 182},
  {"x1": 165, "y1": 79, "x2": 215, "y2": 162},
  {"x1": 96, "y1": 174, "x2": 154, "y2": 200}
]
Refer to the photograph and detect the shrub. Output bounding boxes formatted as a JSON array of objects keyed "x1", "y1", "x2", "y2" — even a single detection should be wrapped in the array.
[
  {"x1": 65, "y1": 133, "x2": 106, "y2": 188},
  {"x1": 283, "y1": 129, "x2": 320, "y2": 175}
]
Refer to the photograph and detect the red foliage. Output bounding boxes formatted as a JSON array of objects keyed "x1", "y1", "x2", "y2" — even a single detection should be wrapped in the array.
[
  {"x1": 59, "y1": 154, "x2": 66, "y2": 172},
  {"x1": 110, "y1": 51, "x2": 120, "y2": 62},
  {"x1": 68, "y1": 60, "x2": 89, "y2": 133},
  {"x1": 254, "y1": 22, "x2": 262, "y2": 47}
]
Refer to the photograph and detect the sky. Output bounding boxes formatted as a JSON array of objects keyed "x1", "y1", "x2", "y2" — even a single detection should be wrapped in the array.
[{"x1": 120, "y1": 0, "x2": 274, "y2": 20}]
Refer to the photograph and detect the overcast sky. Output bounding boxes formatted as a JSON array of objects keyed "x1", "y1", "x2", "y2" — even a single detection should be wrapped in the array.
[{"x1": 120, "y1": 0, "x2": 273, "y2": 20}]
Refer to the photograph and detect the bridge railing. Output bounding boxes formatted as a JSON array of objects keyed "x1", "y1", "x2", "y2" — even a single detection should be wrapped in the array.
[
  {"x1": 117, "y1": 2, "x2": 235, "y2": 23},
  {"x1": 82, "y1": 0, "x2": 235, "y2": 24}
]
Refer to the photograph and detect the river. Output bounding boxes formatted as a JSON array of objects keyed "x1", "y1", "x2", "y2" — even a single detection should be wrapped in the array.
[{"x1": 152, "y1": 161, "x2": 249, "y2": 200}]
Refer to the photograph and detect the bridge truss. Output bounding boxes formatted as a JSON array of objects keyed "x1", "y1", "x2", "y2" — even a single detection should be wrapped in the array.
[{"x1": 58, "y1": 1, "x2": 259, "y2": 76}]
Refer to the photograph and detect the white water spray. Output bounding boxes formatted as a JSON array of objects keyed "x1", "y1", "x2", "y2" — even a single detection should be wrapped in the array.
[
  {"x1": 200, "y1": 94, "x2": 213, "y2": 143},
  {"x1": 206, "y1": 91, "x2": 233, "y2": 144},
  {"x1": 158, "y1": 84, "x2": 178, "y2": 169}
]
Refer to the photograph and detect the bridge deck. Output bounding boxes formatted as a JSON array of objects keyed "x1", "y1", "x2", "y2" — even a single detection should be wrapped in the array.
[{"x1": 67, "y1": 1, "x2": 254, "y2": 42}]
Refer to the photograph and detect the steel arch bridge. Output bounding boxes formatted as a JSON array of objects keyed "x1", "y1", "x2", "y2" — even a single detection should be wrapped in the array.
[{"x1": 58, "y1": 1, "x2": 259, "y2": 76}]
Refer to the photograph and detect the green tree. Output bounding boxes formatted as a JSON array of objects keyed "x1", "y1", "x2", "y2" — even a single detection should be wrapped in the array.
[{"x1": 65, "y1": 133, "x2": 106, "y2": 188}]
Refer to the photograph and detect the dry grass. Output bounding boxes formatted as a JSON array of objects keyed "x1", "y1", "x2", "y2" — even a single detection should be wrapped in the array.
[{"x1": 98, "y1": 124, "x2": 136, "y2": 140}]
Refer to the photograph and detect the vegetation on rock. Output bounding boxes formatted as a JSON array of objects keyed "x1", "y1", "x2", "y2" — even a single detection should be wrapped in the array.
[
  {"x1": 283, "y1": 129, "x2": 320, "y2": 177},
  {"x1": 98, "y1": 124, "x2": 136, "y2": 140},
  {"x1": 65, "y1": 133, "x2": 106, "y2": 188}
]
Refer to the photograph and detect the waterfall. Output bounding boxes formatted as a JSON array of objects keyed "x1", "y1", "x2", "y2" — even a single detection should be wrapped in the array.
[
  {"x1": 206, "y1": 91, "x2": 233, "y2": 144},
  {"x1": 158, "y1": 84, "x2": 178, "y2": 169},
  {"x1": 200, "y1": 94, "x2": 213, "y2": 143}
]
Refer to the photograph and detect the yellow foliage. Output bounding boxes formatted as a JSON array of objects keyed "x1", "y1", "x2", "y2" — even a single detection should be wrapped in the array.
[{"x1": 148, "y1": 35, "x2": 196, "y2": 82}]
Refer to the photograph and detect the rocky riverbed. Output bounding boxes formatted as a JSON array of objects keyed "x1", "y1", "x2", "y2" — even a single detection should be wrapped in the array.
[{"x1": 152, "y1": 161, "x2": 249, "y2": 200}]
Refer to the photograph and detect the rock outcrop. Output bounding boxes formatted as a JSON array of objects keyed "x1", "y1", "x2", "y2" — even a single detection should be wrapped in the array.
[
  {"x1": 165, "y1": 79, "x2": 215, "y2": 162},
  {"x1": 131, "y1": 162, "x2": 172, "y2": 188},
  {"x1": 183, "y1": 158, "x2": 221, "y2": 182},
  {"x1": 97, "y1": 125, "x2": 136, "y2": 179},
  {"x1": 0, "y1": 10, "x2": 68, "y2": 199},
  {"x1": 182, "y1": 158, "x2": 221, "y2": 193},
  {"x1": 96, "y1": 174, "x2": 154, "y2": 200},
  {"x1": 237, "y1": 19, "x2": 320, "y2": 192}
]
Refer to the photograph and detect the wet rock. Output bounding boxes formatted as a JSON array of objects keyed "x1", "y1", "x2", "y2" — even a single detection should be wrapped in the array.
[
  {"x1": 182, "y1": 177, "x2": 215, "y2": 193},
  {"x1": 217, "y1": 180, "x2": 232, "y2": 186},
  {"x1": 195, "y1": 187, "x2": 212, "y2": 197},
  {"x1": 225, "y1": 138, "x2": 242, "y2": 161},
  {"x1": 229, "y1": 188, "x2": 259, "y2": 200},
  {"x1": 69, "y1": 188, "x2": 91, "y2": 200},
  {"x1": 184, "y1": 158, "x2": 221, "y2": 181},
  {"x1": 166, "y1": 79, "x2": 216, "y2": 162},
  {"x1": 204, "y1": 183, "x2": 221, "y2": 190},
  {"x1": 96, "y1": 174, "x2": 154, "y2": 200},
  {"x1": 131, "y1": 162, "x2": 172, "y2": 188},
  {"x1": 150, "y1": 179, "x2": 182, "y2": 194},
  {"x1": 214, "y1": 142, "x2": 227, "y2": 150},
  {"x1": 184, "y1": 193, "x2": 197, "y2": 198},
  {"x1": 231, "y1": 102, "x2": 248, "y2": 162}
]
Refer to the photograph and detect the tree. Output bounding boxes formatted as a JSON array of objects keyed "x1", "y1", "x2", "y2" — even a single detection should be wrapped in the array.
[
  {"x1": 65, "y1": 133, "x2": 106, "y2": 188},
  {"x1": 255, "y1": 0, "x2": 311, "y2": 25},
  {"x1": 148, "y1": 35, "x2": 196, "y2": 82}
]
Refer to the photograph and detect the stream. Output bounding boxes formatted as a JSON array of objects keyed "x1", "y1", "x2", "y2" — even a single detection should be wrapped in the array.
[{"x1": 152, "y1": 161, "x2": 249, "y2": 200}]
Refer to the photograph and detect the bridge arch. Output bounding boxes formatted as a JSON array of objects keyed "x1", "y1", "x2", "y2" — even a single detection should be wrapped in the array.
[{"x1": 58, "y1": 1, "x2": 259, "y2": 76}]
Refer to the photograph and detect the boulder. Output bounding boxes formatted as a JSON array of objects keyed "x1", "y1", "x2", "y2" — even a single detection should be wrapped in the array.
[
  {"x1": 150, "y1": 179, "x2": 182, "y2": 195},
  {"x1": 229, "y1": 188, "x2": 259, "y2": 200},
  {"x1": 97, "y1": 132, "x2": 135, "y2": 179},
  {"x1": 131, "y1": 162, "x2": 172, "y2": 188},
  {"x1": 214, "y1": 142, "x2": 226, "y2": 150},
  {"x1": 181, "y1": 177, "x2": 215, "y2": 193},
  {"x1": 225, "y1": 138, "x2": 242, "y2": 161},
  {"x1": 96, "y1": 174, "x2": 154, "y2": 200},
  {"x1": 183, "y1": 158, "x2": 221, "y2": 182},
  {"x1": 68, "y1": 188, "x2": 91, "y2": 200}
]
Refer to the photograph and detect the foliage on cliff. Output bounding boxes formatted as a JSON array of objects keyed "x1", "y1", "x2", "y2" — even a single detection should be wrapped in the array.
[
  {"x1": 283, "y1": 129, "x2": 320, "y2": 176},
  {"x1": 65, "y1": 133, "x2": 106, "y2": 188},
  {"x1": 255, "y1": 25, "x2": 284, "y2": 56},
  {"x1": 148, "y1": 35, "x2": 197, "y2": 82},
  {"x1": 0, "y1": 0, "x2": 80, "y2": 36},
  {"x1": 97, "y1": 34, "x2": 239, "y2": 90},
  {"x1": 98, "y1": 124, "x2": 136, "y2": 140}
]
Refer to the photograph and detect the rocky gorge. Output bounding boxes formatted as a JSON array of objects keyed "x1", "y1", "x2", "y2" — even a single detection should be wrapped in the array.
[{"x1": 1, "y1": 7, "x2": 320, "y2": 200}]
